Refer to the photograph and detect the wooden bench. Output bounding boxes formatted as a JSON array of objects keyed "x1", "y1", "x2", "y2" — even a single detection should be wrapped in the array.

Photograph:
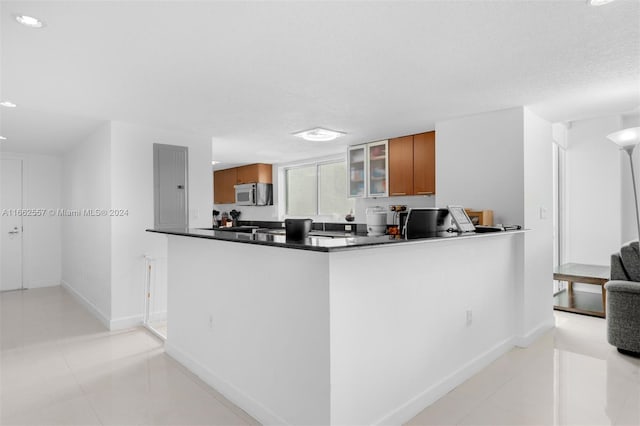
[{"x1": 553, "y1": 263, "x2": 610, "y2": 318}]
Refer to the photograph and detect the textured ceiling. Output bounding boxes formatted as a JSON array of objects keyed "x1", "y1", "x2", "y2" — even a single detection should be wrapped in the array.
[{"x1": 1, "y1": 0, "x2": 639, "y2": 161}]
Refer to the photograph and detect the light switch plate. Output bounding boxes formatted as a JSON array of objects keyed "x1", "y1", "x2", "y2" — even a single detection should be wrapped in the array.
[{"x1": 539, "y1": 207, "x2": 548, "y2": 220}]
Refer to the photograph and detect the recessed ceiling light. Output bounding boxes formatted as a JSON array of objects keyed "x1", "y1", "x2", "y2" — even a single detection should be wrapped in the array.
[
  {"x1": 15, "y1": 14, "x2": 45, "y2": 28},
  {"x1": 0, "y1": 136, "x2": 7, "y2": 140},
  {"x1": 293, "y1": 127, "x2": 346, "y2": 142},
  {"x1": 0, "y1": 101, "x2": 17, "y2": 108},
  {"x1": 588, "y1": 0, "x2": 615, "y2": 6}
]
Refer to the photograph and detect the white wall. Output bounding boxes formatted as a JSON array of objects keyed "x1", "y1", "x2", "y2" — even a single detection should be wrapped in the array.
[
  {"x1": 109, "y1": 121, "x2": 212, "y2": 328},
  {"x1": 165, "y1": 236, "x2": 331, "y2": 426},
  {"x1": 60, "y1": 120, "x2": 212, "y2": 329},
  {"x1": 0, "y1": 152, "x2": 62, "y2": 289},
  {"x1": 329, "y1": 234, "x2": 521, "y2": 425},
  {"x1": 565, "y1": 116, "x2": 622, "y2": 265},
  {"x1": 620, "y1": 113, "x2": 640, "y2": 244},
  {"x1": 435, "y1": 106, "x2": 554, "y2": 341},
  {"x1": 522, "y1": 108, "x2": 554, "y2": 337},
  {"x1": 435, "y1": 107, "x2": 525, "y2": 225},
  {"x1": 61, "y1": 123, "x2": 112, "y2": 323}
]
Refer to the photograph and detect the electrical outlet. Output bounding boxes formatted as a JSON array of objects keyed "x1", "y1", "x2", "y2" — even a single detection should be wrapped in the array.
[
  {"x1": 345, "y1": 224, "x2": 352, "y2": 232},
  {"x1": 466, "y1": 310, "x2": 473, "y2": 326}
]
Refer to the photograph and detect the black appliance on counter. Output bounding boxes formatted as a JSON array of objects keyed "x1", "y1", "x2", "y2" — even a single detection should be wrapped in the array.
[
  {"x1": 285, "y1": 218, "x2": 312, "y2": 241},
  {"x1": 402, "y1": 208, "x2": 451, "y2": 239}
]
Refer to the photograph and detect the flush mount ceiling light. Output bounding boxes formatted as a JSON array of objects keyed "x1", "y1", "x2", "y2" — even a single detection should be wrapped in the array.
[
  {"x1": 15, "y1": 14, "x2": 45, "y2": 28},
  {"x1": 0, "y1": 101, "x2": 17, "y2": 108},
  {"x1": 588, "y1": 0, "x2": 616, "y2": 6},
  {"x1": 293, "y1": 127, "x2": 345, "y2": 142}
]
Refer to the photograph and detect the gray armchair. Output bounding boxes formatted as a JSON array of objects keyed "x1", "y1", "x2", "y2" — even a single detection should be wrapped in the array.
[{"x1": 606, "y1": 241, "x2": 640, "y2": 357}]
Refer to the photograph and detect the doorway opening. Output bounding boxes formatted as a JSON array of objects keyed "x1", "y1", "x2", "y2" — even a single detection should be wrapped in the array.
[{"x1": 143, "y1": 255, "x2": 167, "y2": 339}]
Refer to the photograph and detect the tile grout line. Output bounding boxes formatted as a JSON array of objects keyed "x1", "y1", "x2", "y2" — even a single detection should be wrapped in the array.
[{"x1": 59, "y1": 336, "x2": 106, "y2": 426}]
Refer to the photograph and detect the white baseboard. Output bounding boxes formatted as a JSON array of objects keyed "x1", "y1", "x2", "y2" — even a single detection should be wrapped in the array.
[
  {"x1": 165, "y1": 342, "x2": 288, "y2": 426},
  {"x1": 110, "y1": 314, "x2": 143, "y2": 331},
  {"x1": 148, "y1": 310, "x2": 167, "y2": 323},
  {"x1": 516, "y1": 318, "x2": 555, "y2": 348},
  {"x1": 24, "y1": 280, "x2": 61, "y2": 289},
  {"x1": 61, "y1": 281, "x2": 144, "y2": 331},
  {"x1": 61, "y1": 280, "x2": 110, "y2": 329},
  {"x1": 374, "y1": 336, "x2": 516, "y2": 426}
]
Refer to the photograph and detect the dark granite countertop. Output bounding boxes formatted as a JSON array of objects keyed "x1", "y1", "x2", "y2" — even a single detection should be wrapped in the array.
[{"x1": 146, "y1": 227, "x2": 524, "y2": 252}]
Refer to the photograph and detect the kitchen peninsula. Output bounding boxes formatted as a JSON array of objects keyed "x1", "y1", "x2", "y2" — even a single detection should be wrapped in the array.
[{"x1": 148, "y1": 227, "x2": 541, "y2": 425}]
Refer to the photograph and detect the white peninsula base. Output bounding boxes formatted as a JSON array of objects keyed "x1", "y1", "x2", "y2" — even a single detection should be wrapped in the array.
[{"x1": 163, "y1": 231, "x2": 552, "y2": 425}]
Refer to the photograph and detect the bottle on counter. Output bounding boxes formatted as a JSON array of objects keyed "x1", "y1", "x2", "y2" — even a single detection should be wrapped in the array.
[{"x1": 212, "y1": 209, "x2": 220, "y2": 228}]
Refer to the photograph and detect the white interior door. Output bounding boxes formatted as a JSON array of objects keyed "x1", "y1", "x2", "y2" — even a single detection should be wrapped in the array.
[{"x1": 0, "y1": 158, "x2": 23, "y2": 291}]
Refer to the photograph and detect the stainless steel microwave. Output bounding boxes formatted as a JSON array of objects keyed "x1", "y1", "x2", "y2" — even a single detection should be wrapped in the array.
[{"x1": 234, "y1": 183, "x2": 273, "y2": 206}]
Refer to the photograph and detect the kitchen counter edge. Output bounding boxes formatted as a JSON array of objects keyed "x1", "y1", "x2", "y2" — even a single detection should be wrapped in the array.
[{"x1": 146, "y1": 228, "x2": 526, "y2": 253}]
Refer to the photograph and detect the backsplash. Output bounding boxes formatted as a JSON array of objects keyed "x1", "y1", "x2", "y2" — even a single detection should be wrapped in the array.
[
  {"x1": 355, "y1": 194, "x2": 436, "y2": 225},
  {"x1": 212, "y1": 203, "x2": 279, "y2": 223},
  {"x1": 214, "y1": 195, "x2": 436, "y2": 225}
]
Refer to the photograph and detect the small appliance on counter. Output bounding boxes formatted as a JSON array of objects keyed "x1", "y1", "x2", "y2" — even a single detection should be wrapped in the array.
[
  {"x1": 212, "y1": 210, "x2": 220, "y2": 228},
  {"x1": 235, "y1": 183, "x2": 273, "y2": 206},
  {"x1": 403, "y1": 208, "x2": 451, "y2": 239},
  {"x1": 366, "y1": 206, "x2": 387, "y2": 236},
  {"x1": 285, "y1": 218, "x2": 312, "y2": 241}
]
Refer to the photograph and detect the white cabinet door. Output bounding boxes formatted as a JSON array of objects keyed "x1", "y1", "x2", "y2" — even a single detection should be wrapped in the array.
[
  {"x1": 366, "y1": 140, "x2": 388, "y2": 197},
  {"x1": 347, "y1": 140, "x2": 389, "y2": 198},
  {"x1": 348, "y1": 145, "x2": 367, "y2": 198}
]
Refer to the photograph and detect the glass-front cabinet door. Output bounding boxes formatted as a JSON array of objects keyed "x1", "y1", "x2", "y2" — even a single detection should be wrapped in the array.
[
  {"x1": 348, "y1": 145, "x2": 367, "y2": 198},
  {"x1": 367, "y1": 140, "x2": 388, "y2": 197}
]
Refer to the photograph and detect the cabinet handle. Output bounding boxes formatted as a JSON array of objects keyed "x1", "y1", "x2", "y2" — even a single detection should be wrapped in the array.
[
  {"x1": 416, "y1": 191, "x2": 434, "y2": 195},
  {"x1": 391, "y1": 192, "x2": 406, "y2": 196}
]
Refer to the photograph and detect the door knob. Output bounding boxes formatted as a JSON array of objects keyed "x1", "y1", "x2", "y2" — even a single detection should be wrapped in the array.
[{"x1": 177, "y1": 185, "x2": 184, "y2": 189}]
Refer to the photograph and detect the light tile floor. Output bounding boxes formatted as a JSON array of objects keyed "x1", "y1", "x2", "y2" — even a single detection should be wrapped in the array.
[
  {"x1": 407, "y1": 311, "x2": 640, "y2": 426},
  {"x1": 147, "y1": 321, "x2": 167, "y2": 340},
  {"x1": 1, "y1": 286, "x2": 639, "y2": 425},
  {"x1": 0, "y1": 286, "x2": 258, "y2": 426}
]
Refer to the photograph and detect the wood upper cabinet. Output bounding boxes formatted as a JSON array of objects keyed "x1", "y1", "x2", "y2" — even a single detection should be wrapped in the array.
[
  {"x1": 388, "y1": 131, "x2": 436, "y2": 196},
  {"x1": 413, "y1": 131, "x2": 436, "y2": 195},
  {"x1": 213, "y1": 168, "x2": 237, "y2": 204},
  {"x1": 236, "y1": 163, "x2": 272, "y2": 184},
  {"x1": 214, "y1": 163, "x2": 273, "y2": 204},
  {"x1": 389, "y1": 136, "x2": 414, "y2": 196}
]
